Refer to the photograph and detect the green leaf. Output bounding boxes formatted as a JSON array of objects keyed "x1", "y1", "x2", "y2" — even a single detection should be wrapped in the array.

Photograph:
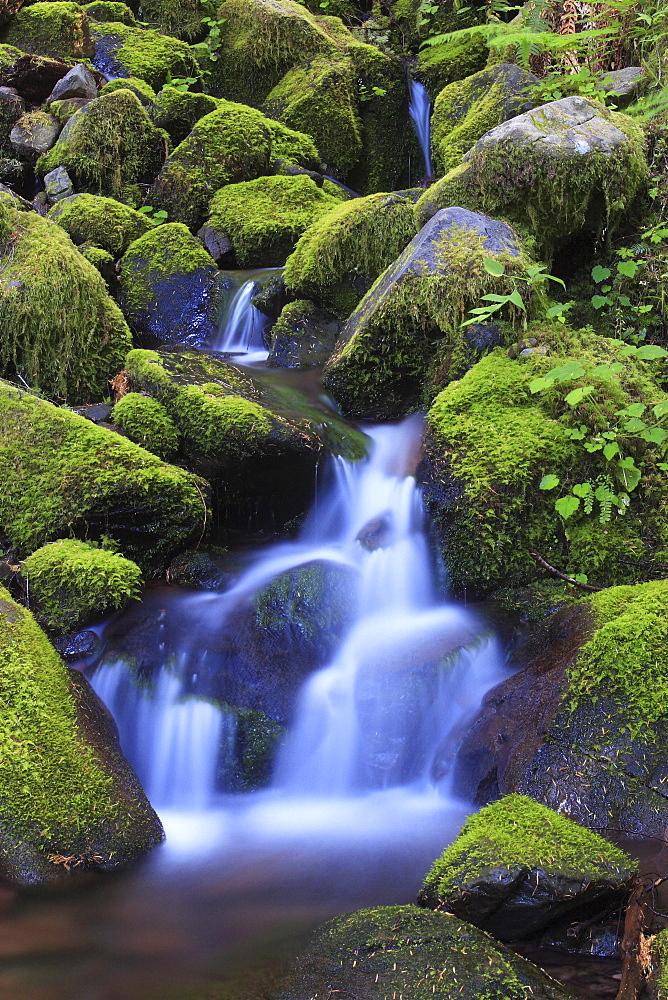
[
  {"x1": 482, "y1": 257, "x2": 505, "y2": 276},
  {"x1": 642, "y1": 427, "x2": 668, "y2": 445},
  {"x1": 620, "y1": 403, "x2": 647, "y2": 417},
  {"x1": 508, "y1": 288, "x2": 526, "y2": 309},
  {"x1": 617, "y1": 259, "x2": 639, "y2": 278},
  {"x1": 564, "y1": 385, "x2": 594, "y2": 407},
  {"x1": 623, "y1": 417, "x2": 648, "y2": 432},
  {"x1": 529, "y1": 377, "x2": 549, "y2": 394},
  {"x1": 572, "y1": 483, "x2": 592, "y2": 497},
  {"x1": 616, "y1": 457, "x2": 641, "y2": 491},
  {"x1": 653, "y1": 401, "x2": 668, "y2": 419},
  {"x1": 591, "y1": 362, "x2": 623, "y2": 379},
  {"x1": 573, "y1": 573, "x2": 589, "y2": 584},
  {"x1": 539, "y1": 474, "x2": 560, "y2": 490},
  {"x1": 591, "y1": 295, "x2": 610, "y2": 309},
  {"x1": 636, "y1": 345, "x2": 668, "y2": 360},
  {"x1": 603, "y1": 441, "x2": 619, "y2": 460},
  {"x1": 591, "y1": 265, "x2": 611, "y2": 283},
  {"x1": 555, "y1": 495, "x2": 580, "y2": 519}
]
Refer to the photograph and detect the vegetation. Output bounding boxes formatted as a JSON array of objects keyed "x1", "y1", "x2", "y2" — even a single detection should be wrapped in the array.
[{"x1": 49, "y1": 194, "x2": 153, "y2": 257}]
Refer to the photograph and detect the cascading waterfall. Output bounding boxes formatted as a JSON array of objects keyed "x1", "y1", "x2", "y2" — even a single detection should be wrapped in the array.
[
  {"x1": 209, "y1": 268, "x2": 280, "y2": 360},
  {"x1": 408, "y1": 78, "x2": 434, "y2": 182}
]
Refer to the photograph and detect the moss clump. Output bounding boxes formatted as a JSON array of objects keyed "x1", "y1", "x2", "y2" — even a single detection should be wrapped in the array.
[
  {"x1": 650, "y1": 928, "x2": 668, "y2": 1000},
  {"x1": 263, "y1": 52, "x2": 361, "y2": 177},
  {"x1": 424, "y1": 329, "x2": 668, "y2": 596},
  {"x1": 49, "y1": 193, "x2": 153, "y2": 257},
  {"x1": 136, "y1": 0, "x2": 217, "y2": 39},
  {"x1": 111, "y1": 391, "x2": 180, "y2": 458},
  {"x1": 206, "y1": 174, "x2": 339, "y2": 268},
  {"x1": 153, "y1": 85, "x2": 218, "y2": 144},
  {"x1": 231, "y1": 707, "x2": 284, "y2": 791},
  {"x1": 150, "y1": 101, "x2": 319, "y2": 229},
  {"x1": 0, "y1": 44, "x2": 23, "y2": 74},
  {"x1": 37, "y1": 89, "x2": 167, "y2": 200},
  {"x1": 422, "y1": 794, "x2": 633, "y2": 908},
  {"x1": 284, "y1": 190, "x2": 417, "y2": 317},
  {"x1": 3, "y1": 2, "x2": 93, "y2": 60},
  {"x1": 0, "y1": 210, "x2": 131, "y2": 402},
  {"x1": 22, "y1": 539, "x2": 142, "y2": 633},
  {"x1": 0, "y1": 585, "x2": 162, "y2": 884},
  {"x1": 119, "y1": 221, "x2": 215, "y2": 315},
  {"x1": 83, "y1": 1, "x2": 136, "y2": 25},
  {"x1": 89, "y1": 20, "x2": 200, "y2": 90},
  {"x1": 0, "y1": 380, "x2": 208, "y2": 570},
  {"x1": 171, "y1": 387, "x2": 273, "y2": 460},
  {"x1": 0, "y1": 198, "x2": 12, "y2": 243},
  {"x1": 80, "y1": 244, "x2": 116, "y2": 285},
  {"x1": 431, "y1": 63, "x2": 537, "y2": 175},
  {"x1": 99, "y1": 75, "x2": 156, "y2": 105},
  {"x1": 414, "y1": 32, "x2": 489, "y2": 95}
]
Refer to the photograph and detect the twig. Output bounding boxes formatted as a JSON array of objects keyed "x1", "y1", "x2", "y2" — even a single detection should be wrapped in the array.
[
  {"x1": 193, "y1": 480, "x2": 209, "y2": 550},
  {"x1": 530, "y1": 551, "x2": 606, "y2": 591},
  {"x1": 615, "y1": 877, "x2": 654, "y2": 1000}
]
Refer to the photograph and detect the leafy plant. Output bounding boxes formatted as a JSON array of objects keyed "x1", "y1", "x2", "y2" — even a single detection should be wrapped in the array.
[
  {"x1": 191, "y1": 15, "x2": 227, "y2": 66},
  {"x1": 462, "y1": 257, "x2": 566, "y2": 328},
  {"x1": 164, "y1": 72, "x2": 199, "y2": 93},
  {"x1": 358, "y1": 82, "x2": 388, "y2": 101},
  {"x1": 137, "y1": 205, "x2": 169, "y2": 227}
]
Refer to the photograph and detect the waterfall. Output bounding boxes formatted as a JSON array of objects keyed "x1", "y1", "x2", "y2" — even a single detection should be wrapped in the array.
[
  {"x1": 408, "y1": 78, "x2": 434, "y2": 182},
  {"x1": 209, "y1": 268, "x2": 280, "y2": 360}
]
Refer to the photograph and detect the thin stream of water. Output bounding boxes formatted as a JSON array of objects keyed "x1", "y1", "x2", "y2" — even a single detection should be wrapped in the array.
[{"x1": 408, "y1": 78, "x2": 434, "y2": 182}]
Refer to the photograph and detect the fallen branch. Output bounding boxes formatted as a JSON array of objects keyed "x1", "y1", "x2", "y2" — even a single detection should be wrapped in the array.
[
  {"x1": 530, "y1": 551, "x2": 606, "y2": 592},
  {"x1": 615, "y1": 877, "x2": 655, "y2": 1000}
]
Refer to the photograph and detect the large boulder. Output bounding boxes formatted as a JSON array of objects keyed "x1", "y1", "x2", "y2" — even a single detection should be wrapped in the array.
[
  {"x1": 268, "y1": 299, "x2": 340, "y2": 368},
  {"x1": 49, "y1": 192, "x2": 153, "y2": 256},
  {"x1": 89, "y1": 20, "x2": 200, "y2": 90},
  {"x1": 270, "y1": 905, "x2": 577, "y2": 999},
  {"x1": 0, "y1": 380, "x2": 208, "y2": 571},
  {"x1": 2, "y1": 2, "x2": 94, "y2": 61},
  {"x1": 0, "y1": 205, "x2": 132, "y2": 402},
  {"x1": 152, "y1": 85, "x2": 218, "y2": 145},
  {"x1": 134, "y1": 0, "x2": 217, "y2": 39},
  {"x1": 419, "y1": 795, "x2": 635, "y2": 940},
  {"x1": 37, "y1": 88, "x2": 167, "y2": 200},
  {"x1": 322, "y1": 206, "x2": 535, "y2": 419},
  {"x1": 431, "y1": 62, "x2": 538, "y2": 175},
  {"x1": 456, "y1": 581, "x2": 668, "y2": 841},
  {"x1": 0, "y1": 586, "x2": 163, "y2": 886},
  {"x1": 0, "y1": 47, "x2": 74, "y2": 104},
  {"x1": 416, "y1": 97, "x2": 648, "y2": 257}
]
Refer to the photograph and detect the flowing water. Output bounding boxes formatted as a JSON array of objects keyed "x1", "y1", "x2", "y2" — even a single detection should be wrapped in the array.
[
  {"x1": 408, "y1": 78, "x2": 434, "y2": 182},
  {"x1": 209, "y1": 268, "x2": 280, "y2": 361}
]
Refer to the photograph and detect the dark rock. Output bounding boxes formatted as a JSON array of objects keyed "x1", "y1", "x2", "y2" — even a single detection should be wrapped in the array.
[
  {"x1": 48, "y1": 96, "x2": 92, "y2": 122},
  {"x1": 272, "y1": 158, "x2": 324, "y2": 185},
  {"x1": 166, "y1": 548, "x2": 232, "y2": 590},
  {"x1": 268, "y1": 299, "x2": 340, "y2": 369},
  {"x1": 0, "y1": 163, "x2": 26, "y2": 188},
  {"x1": 53, "y1": 629, "x2": 101, "y2": 662},
  {"x1": 464, "y1": 322, "x2": 504, "y2": 352},
  {"x1": 71, "y1": 403, "x2": 114, "y2": 424},
  {"x1": 196, "y1": 223, "x2": 233, "y2": 267},
  {"x1": 597, "y1": 66, "x2": 645, "y2": 107},
  {"x1": 0, "y1": 87, "x2": 24, "y2": 153},
  {"x1": 43, "y1": 165, "x2": 74, "y2": 204},
  {"x1": 356, "y1": 512, "x2": 392, "y2": 551},
  {"x1": 32, "y1": 191, "x2": 49, "y2": 216},
  {"x1": 0, "y1": 54, "x2": 74, "y2": 104},
  {"x1": 251, "y1": 273, "x2": 286, "y2": 320},
  {"x1": 47, "y1": 62, "x2": 98, "y2": 102},
  {"x1": 10, "y1": 112, "x2": 61, "y2": 159}
]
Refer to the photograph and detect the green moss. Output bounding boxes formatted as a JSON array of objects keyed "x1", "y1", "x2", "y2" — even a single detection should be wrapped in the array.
[
  {"x1": 150, "y1": 101, "x2": 319, "y2": 229},
  {"x1": 49, "y1": 193, "x2": 153, "y2": 257},
  {"x1": 37, "y1": 89, "x2": 167, "y2": 200},
  {"x1": 99, "y1": 75, "x2": 156, "y2": 105},
  {"x1": 233, "y1": 707, "x2": 284, "y2": 791},
  {"x1": 422, "y1": 794, "x2": 634, "y2": 908},
  {"x1": 0, "y1": 211, "x2": 131, "y2": 402},
  {"x1": 111, "y1": 391, "x2": 180, "y2": 457},
  {"x1": 207, "y1": 174, "x2": 339, "y2": 268},
  {"x1": 651, "y1": 928, "x2": 668, "y2": 1000},
  {"x1": 271, "y1": 298, "x2": 317, "y2": 342},
  {"x1": 119, "y1": 222, "x2": 214, "y2": 313},
  {"x1": 172, "y1": 386, "x2": 273, "y2": 459},
  {"x1": 80, "y1": 244, "x2": 115, "y2": 284},
  {"x1": 3, "y1": 2, "x2": 93, "y2": 60},
  {"x1": 0, "y1": 380, "x2": 208, "y2": 570},
  {"x1": 0, "y1": 199, "x2": 11, "y2": 244},
  {"x1": 414, "y1": 32, "x2": 489, "y2": 95},
  {"x1": 22, "y1": 539, "x2": 142, "y2": 633},
  {"x1": 284, "y1": 190, "x2": 417, "y2": 317},
  {"x1": 83, "y1": 1, "x2": 136, "y2": 25},
  {"x1": 89, "y1": 20, "x2": 200, "y2": 90},
  {"x1": 0, "y1": 44, "x2": 24, "y2": 74},
  {"x1": 153, "y1": 85, "x2": 218, "y2": 144},
  {"x1": 137, "y1": 0, "x2": 217, "y2": 39},
  {"x1": 263, "y1": 52, "x2": 361, "y2": 176}
]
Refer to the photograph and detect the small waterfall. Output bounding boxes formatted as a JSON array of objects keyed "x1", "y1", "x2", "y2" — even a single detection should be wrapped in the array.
[
  {"x1": 408, "y1": 78, "x2": 433, "y2": 183},
  {"x1": 209, "y1": 268, "x2": 280, "y2": 360}
]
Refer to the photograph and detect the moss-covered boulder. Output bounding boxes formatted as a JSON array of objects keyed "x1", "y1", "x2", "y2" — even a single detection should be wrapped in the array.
[
  {"x1": 0, "y1": 208, "x2": 132, "y2": 402},
  {"x1": 149, "y1": 101, "x2": 319, "y2": 230},
  {"x1": 21, "y1": 539, "x2": 142, "y2": 633},
  {"x1": 284, "y1": 190, "x2": 418, "y2": 318},
  {"x1": 49, "y1": 192, "x2": 153, "y2": 256},
  {"x1": 417, "y1": 96, "x2": 649, "y2": 257},
  {"x1": 118, "y1": 222, "x2": 224, "y2": 345},
  {"x1": 153, "y1": 84, "x2": 218, "y2": 144},
  {"x1": 420, "y1": 795, "x2": 635, "y2": 940},
  {"x1": 89, "y1": 20, "x2": 200, "y2": 90},
  {"x1": 205, "y1": 174, "x2": 339, "y2": 268},
  {"x1": 0, "y1": 380, "x2": 208, "y2": 570},
  {"x1": 431, "y1": 62, "x2": 538, "y2": 176},
  {"x1": 414, "y1": 32, "x2": 489, "y2": 95},
  {"x1": 136, "y1": 0, "x2": 217, "y2": 40},
  {"x1": 111, "y1": 391, "x2": 180, "y2": 457},
  {"x1": 421, "y1": 327, "x2": 668, "y2": 596},
  {"x1": 268, "y1": 299, "x2": 340, "y2": 368},
  {"x1": 323, "y1": 206, "x2": 536, "y2": 419},
  {"x1": 270, "y1": 905, "x2": 576, "y2": 1000},
  {"x1": 99, "y1": 74, "x2": 156, "y2": 105},
  {"x1": 0, "y1": 586, "x2": 163, "y2": 886},
  {"x1": 2, "y1": 2, "x2": 94, "y2": 61},
  {"x1": 37, "y1": 89, "x2": 167, "y2": 200},
  {"x1": 83, "y1": 1, "x2": 137, "y2": 25},
  {"x1": 0, "y1": 47, "x2": 74, "y2": 105},
  {"x1": 456, "y1": 580, "x2": 668, "y2": 843}
]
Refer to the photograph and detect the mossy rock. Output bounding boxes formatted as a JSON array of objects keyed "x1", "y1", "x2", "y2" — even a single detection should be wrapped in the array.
[
  {"x1": 270, "y1": 905, "x2": 576, "y2": 999},
  {"x1": 89, "y1": 20, "x2": 200, "y2": 90},
  {"x1": 99, "y1": 74, "x2": 156, "y2": 105},
  {"x1": 268, "y1": 298, "x2": 340, "y2": 368},
  {"x1": 0, "y1": 208, "x2": 131, "y2": 402},
  {"x1": 149, "y1": 101, "x2": 319, "y2": 230},
  {"x1": 414, "y1": 31, "x2": 489, "y2": 95},
  {"x1": 37, "y1": 89, "x2": 167, "y2": 200},
  {"x1": 0, "y1": 380, "x2": 209, "y2": 570},
  {"x1": 49, "y1": 192, "x2": 153, "y2": 256},
  {"x1": 457, "y1": 580, "x2": 668, "y2": 842},
  {"x1": 2, "y1": 2, "x2": 94, "y2": 61},
  {"x1": 111, "y1": 391, "x2": 180, "y2": 457},
  {"x1": 420, "y1": 794, "x2": 635, "y2": 940},
  {"x1": 431, "y1": 62, "x2": 538, "y2": 176},
  {"x1": 137, "y1": 0, "x2": 217, "y2": 40},
  {"x1": 83, "y1": 1, "x2": 137, "y2": 25},
  {"x1": 153, "y1": 85, "x2": 218, "y2": 144},
  {"x1": 0, "y1": 585, "x2": 163, "y2": 886},
  {"x1": 80, "y1": 243, "x2": 116, "y2": 285},
  {"x1": 206, "y1": 174, "x2": 339, "y2": 268},
  {"x1": 22, "y1": 539, "x2": 142, "y2": 633},
  {"x1": 417, "y1": 96, "x2": 649, "y2": 258},
  {"x1": 323, "y1": 206, "x2": 537, "y2": 419},
  {"x1": 422, "y1": 327, "x2": 668, "y2": 597},
  {"x1": 284, "y1": 189, "x2": 418, "y2": 318},
  {"x1": 262, "y1": 52, "x2": 361, "y2": 177}
]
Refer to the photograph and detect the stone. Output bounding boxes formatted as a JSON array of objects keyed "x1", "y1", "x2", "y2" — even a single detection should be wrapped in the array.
[
  {"x1": 53, "y1": 629, "x2": 101, "y2": 662},
  {"x1": 47, "y1": 62, "x2": 98, "y2": 102},
  {"x1": 43, "y1": 165, "x2": 74, "y2": 204},
  {"x1": 10, "y1": 111, "x2": 61, "y2": 159},
  {"x1": 268, "y1": 298, "x2": 340, "y2": 369},
  {"x1": 196, "y1": 223, "x2": 233, "y2": 266},
  {"x1": 71, "y1": 402, "x2": 114, "y2": 423},
  {"x1": 0, "y1": 87, "x2": 24, "y2": 152},
  {"x1": 0, "y1": 158, "x2": 24, "y2": 185},
  {"x1": 0, "y1": 53, "x2": 73, "y2": 104},
  {"x1": 597, "y1": 66, "x2": 645, "y2": 107}
]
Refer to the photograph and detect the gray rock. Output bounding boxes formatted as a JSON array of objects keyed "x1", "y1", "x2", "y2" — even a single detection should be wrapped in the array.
[
  {"x1": 268, "y1": 300, "x2": 340, "y2": 369},
  {"x1": 196, "y1": 223, "x2": 233, "y2": 266},
  {"x1": 0, "y1": 87, "x2": 24, "y2": 152},
  {"x1": 0, "y1": 182, "x2": 30, "y2": 211},
  {"x1": 71, "y1": 403, "x2": 115, "y2": 424},
  {"x1": 44, "y1": 165, "x2": 74, "y2": 205},
  {"x1": 47, "y1": 62, "x2": 98, "y2": 103},
  {"x1": 597, "y1": 66, "x2": 645, "y2": 107},
  {"x1": 10, "y1": 113, "x2": 61, "y2": 159}
]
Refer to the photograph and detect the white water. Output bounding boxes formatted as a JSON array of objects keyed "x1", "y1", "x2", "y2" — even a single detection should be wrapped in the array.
[
  {"x1": 408, "y1": 78, "x2": 434, "y2": 182},
  {"x1": 209, "y1": 268, "x2": 279, "y2": 361}
]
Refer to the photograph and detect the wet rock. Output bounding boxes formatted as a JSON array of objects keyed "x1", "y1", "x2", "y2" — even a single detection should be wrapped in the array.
[
  {"x1": 53, "y1": 629, "x2": 101, "y2": 662},
  {"x1": 0, "y1": 53, "x2": 74, "y2": 104},
  {"x1": 419, "y1": 795, "x2": 634, "y2": 941},
  {"x1": 196, "y1": 223, "x2": 233, "y2": 267},
  {"x1": 166, "y1": 548, "x2": 233, "y2": 590},
  {"x1": 47, "y1": 62, "x2": 98, "y2": 102},
  {"x1": 44, "y1": 165, "x2": 74, "y2": 204},
  {"x1": 270, "y1": 905, "x2": 577, "y2": 999},
  {"x1": 251, "y1": 273, "x2": 286, "y2": 320},
  {"x1": 356, "y1": 512, "x2": 392, "y2": 551},
  {"x1": 10, "y1": 111, "x2": 61, "y2": 159},
  {"x1": 0, "y1": 87, "x2": 24, "y2": 152},
  {"x1": 268, "y1": 298, "x2": 340, "y2": 369},
  {"x1": 71, "y1": 402, "x2": 115, "y2": 424}
]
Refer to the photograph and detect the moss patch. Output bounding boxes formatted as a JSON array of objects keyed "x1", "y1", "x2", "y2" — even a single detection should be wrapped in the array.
[
  {"x1": 99, "y1": 75, "x2": 156, "y2": 105},
  {"x1": 49, "y1": 193, "x2": 153, "y2": 256},
  {"x1": 89, "y1": 20, "x2": 200, "y2": 90},
  {"x1": 137, "y1": 0, "x2": 217, "y2": 40},
  {"x1": 153, "y1": 85, "x2": 218, "y2": 144},
  {"x1": 414, "y1": 31, "x2": 488, "y2": 95},
  {"x1": 112, "y1": 391, "x2": 180, "y2": 458},
  {"x1": 83, "y1": 1, "x2": 136, "y2": 25},
  {"x1": 3, "y1": 2, "x2": 93, "y2": 60}
]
